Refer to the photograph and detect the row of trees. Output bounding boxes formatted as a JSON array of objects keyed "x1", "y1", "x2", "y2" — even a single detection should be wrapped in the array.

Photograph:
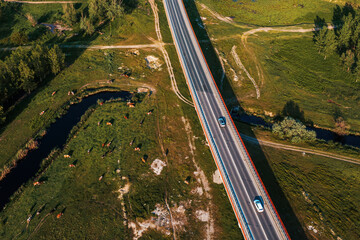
[
  {"x1": 0, "y1": 44, "x2": 65, "y2": 123},
  {"x1": 314, "y1": 7, "x2": 360, "y2": 79}
]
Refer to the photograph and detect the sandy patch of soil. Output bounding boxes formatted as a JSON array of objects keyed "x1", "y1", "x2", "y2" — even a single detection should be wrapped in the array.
[
  {"x1": 212, "y1": 169, "x2": 223, "y2": 184},
  {"x1": 151, "y1": 158, "x2": 166, "y2": 175}
]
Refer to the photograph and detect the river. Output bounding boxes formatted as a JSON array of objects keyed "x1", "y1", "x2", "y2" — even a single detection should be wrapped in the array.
[{"x1": 0, "y1": 91, "x2": 131, "y2": 210}]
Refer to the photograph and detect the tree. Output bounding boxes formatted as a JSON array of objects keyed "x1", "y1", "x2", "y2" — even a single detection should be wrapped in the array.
[
  {"x1": 0, "y1": 105, "x2": 5, "y2": 125},
  {"x1": 62, "y1": 4, "x2": 77, "y2": 25},
  {"x1": 18, "y1": 60, "x2": 36, "y2": 93},
  {"x1": 10, "y1": 31, "x2": 28, "y2": 45},
  {"x1": 105, "y1": 0, "x2": 123, "y2": 21},
  {"x1": 30, "y1": 44, "x2": 49, "y2": 81},
  {"x1": 338, "y1": 15, "x2": 354, "y2": 50},
  {"x1": 272, "y1": 117, "x2": 316, "y2": 143},
  {"x1": 354, "y1": 64, "x2": 360, "y2": 82},
  {"x1": 340, "y1": 49, "x2": 355, "y2": 72},
  {"x1": 80, "y1": 14, "x2": 95, "y2": 35},
  {"x1": 314, "y1": 28, "x2": 327, "y2": 54},
  {"x1": 89, "y1": 0, "x2": 107, "y2": 22},
  {"x1": 323, "y1": 30, "x2": 337, "y2": 59},
  {"x1": 334, "y1": 117, "x2": 349, "y2": 136},
  {"x1": 47, "y1": 45, "x2": 65, "y2": 75}
]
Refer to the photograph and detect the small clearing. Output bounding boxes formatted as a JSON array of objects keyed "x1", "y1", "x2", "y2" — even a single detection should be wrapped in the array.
[
  {"x1": 196, "y1": 210, "x2": 210, "y2": 222},
  {"x1": 128, "y1": 204, "x2": 172, "y2": 239},
  {"x1": 151, "y1": 158, "x2": 166, "y2": 175},
  {"x1": 191, "y1": 186, "x2": 204, "y2": 196},
  {"x1": 212, "y1": 169, "x2": 222, "y2": 184},
  {"x1": 145, "y1": 55, "x2": 162, "y2": 70}
]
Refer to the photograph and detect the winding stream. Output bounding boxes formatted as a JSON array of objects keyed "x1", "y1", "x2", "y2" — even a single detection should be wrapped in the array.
[{"x1": 0, "y1": 91, "x2": 131, "y2": 210}]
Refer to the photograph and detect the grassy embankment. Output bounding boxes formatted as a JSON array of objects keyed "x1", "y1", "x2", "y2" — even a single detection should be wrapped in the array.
[
  {"x1": 220, "y1": 32, "x2": 360, "y2": 132},
  {"x1": 245, "y1": 139, "x2": 360, "y2": 240}
]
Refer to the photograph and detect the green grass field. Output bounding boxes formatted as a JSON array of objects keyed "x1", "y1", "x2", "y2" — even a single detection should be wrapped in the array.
[
  {"x1": 0, "y1": 98, "x2": 166, "y2": 239},
  {"x1": 239, "y1": 32, "x2": 360, "y2": 131},
  {"x1": 197, "y1": 0, "x2": 344, "y2": 26},
  {"x1": 251, "y1": 143, "x2": 360, "y2": 240}
]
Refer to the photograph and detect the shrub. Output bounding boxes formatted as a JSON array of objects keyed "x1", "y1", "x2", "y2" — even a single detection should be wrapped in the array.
[
  {"x1": 272, "y1": 117, "x2": 316, "y2": 143},
  {"x1": 10, "y1": 31, "x2": 28, "y2": 45}
]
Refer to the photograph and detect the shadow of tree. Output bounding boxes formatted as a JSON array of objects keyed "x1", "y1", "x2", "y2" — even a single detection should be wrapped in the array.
[
  {"x1": 122, "y1": 0, "x2": 139, "y2": 14},
  {"x1": 331, "y1": 3, "x2": 355, "y2": 30},
  {"x1": 0, "y1": 2, "x2": 21, "y2": 44},
  {"x1": 275, "y1": 100, "x2": 313, "y2": 126},
  {"x1": 281, "y1": 100, "x2": 305, "y2": 122},
  {"x1": 314, "y1": 16, "x2": 326, "y2": 30},
  {"x1": 183, "y1": 0, "x2": 308, "y2": 239}
]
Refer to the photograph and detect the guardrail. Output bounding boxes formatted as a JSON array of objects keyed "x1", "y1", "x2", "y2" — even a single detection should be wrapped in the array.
[
  {"x1": 179, "y1": 46, "x2": 255, "y2": 240},
  {"x1": 163, "y1": 2, "x2": 255, "y2": 239},
  {"x1": 164, "y1": 1, "x2": 290, "y2": 239}
]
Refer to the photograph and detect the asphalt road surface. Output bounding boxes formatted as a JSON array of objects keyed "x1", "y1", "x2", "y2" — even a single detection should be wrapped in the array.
[{"x1": 163, "y1": 0, "x2": 290, "y2": 239}]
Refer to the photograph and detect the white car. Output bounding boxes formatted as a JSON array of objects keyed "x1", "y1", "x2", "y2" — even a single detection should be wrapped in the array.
[{"x1": 253, "y1": 198, "x2": 264, "y2": 212}]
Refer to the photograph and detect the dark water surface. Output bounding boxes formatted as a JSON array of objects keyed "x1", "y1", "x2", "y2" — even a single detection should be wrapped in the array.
[{"x1": 0, "y1": 91, "x2": 131, "y2": 210}]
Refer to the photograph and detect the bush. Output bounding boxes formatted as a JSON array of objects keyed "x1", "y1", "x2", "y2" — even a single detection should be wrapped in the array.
[
  {"x1": 10, "y1": 31, "x2": 28, "y2": 45},
  {"x1": 272, "y1": 117, "x2": 316, "y2": 143}
]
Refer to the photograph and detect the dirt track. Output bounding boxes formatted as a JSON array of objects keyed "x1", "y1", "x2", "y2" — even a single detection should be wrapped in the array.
[{"x1": 4, "y1": 0, "x2": 81, "y2": 3}]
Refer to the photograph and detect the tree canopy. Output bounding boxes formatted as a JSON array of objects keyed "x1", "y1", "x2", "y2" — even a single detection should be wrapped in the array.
[
  {"x1": 272, "y1": 117, "x2": 317, "y2": 143},
  {"x1": 0, "y1": 44, "x2": 65, "y2": 114},
  {"x1": 314, "y1": 6, "x2": 360, "y2": 78}
]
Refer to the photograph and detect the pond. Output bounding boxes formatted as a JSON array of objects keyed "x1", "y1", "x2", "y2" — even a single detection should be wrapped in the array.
[{"x1": 0, "y1": 91, "x2": 132, "y2": 210}]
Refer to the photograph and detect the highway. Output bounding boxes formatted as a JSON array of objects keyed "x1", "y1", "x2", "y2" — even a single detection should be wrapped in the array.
[{"x1": 163, "y1": 0, "x2": 290, "y2": 239}]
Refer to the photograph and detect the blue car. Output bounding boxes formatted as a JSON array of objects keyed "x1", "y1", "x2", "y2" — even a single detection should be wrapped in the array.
[{"x1": 218, "y1": 116, "x2": 226, "y2": 127}]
